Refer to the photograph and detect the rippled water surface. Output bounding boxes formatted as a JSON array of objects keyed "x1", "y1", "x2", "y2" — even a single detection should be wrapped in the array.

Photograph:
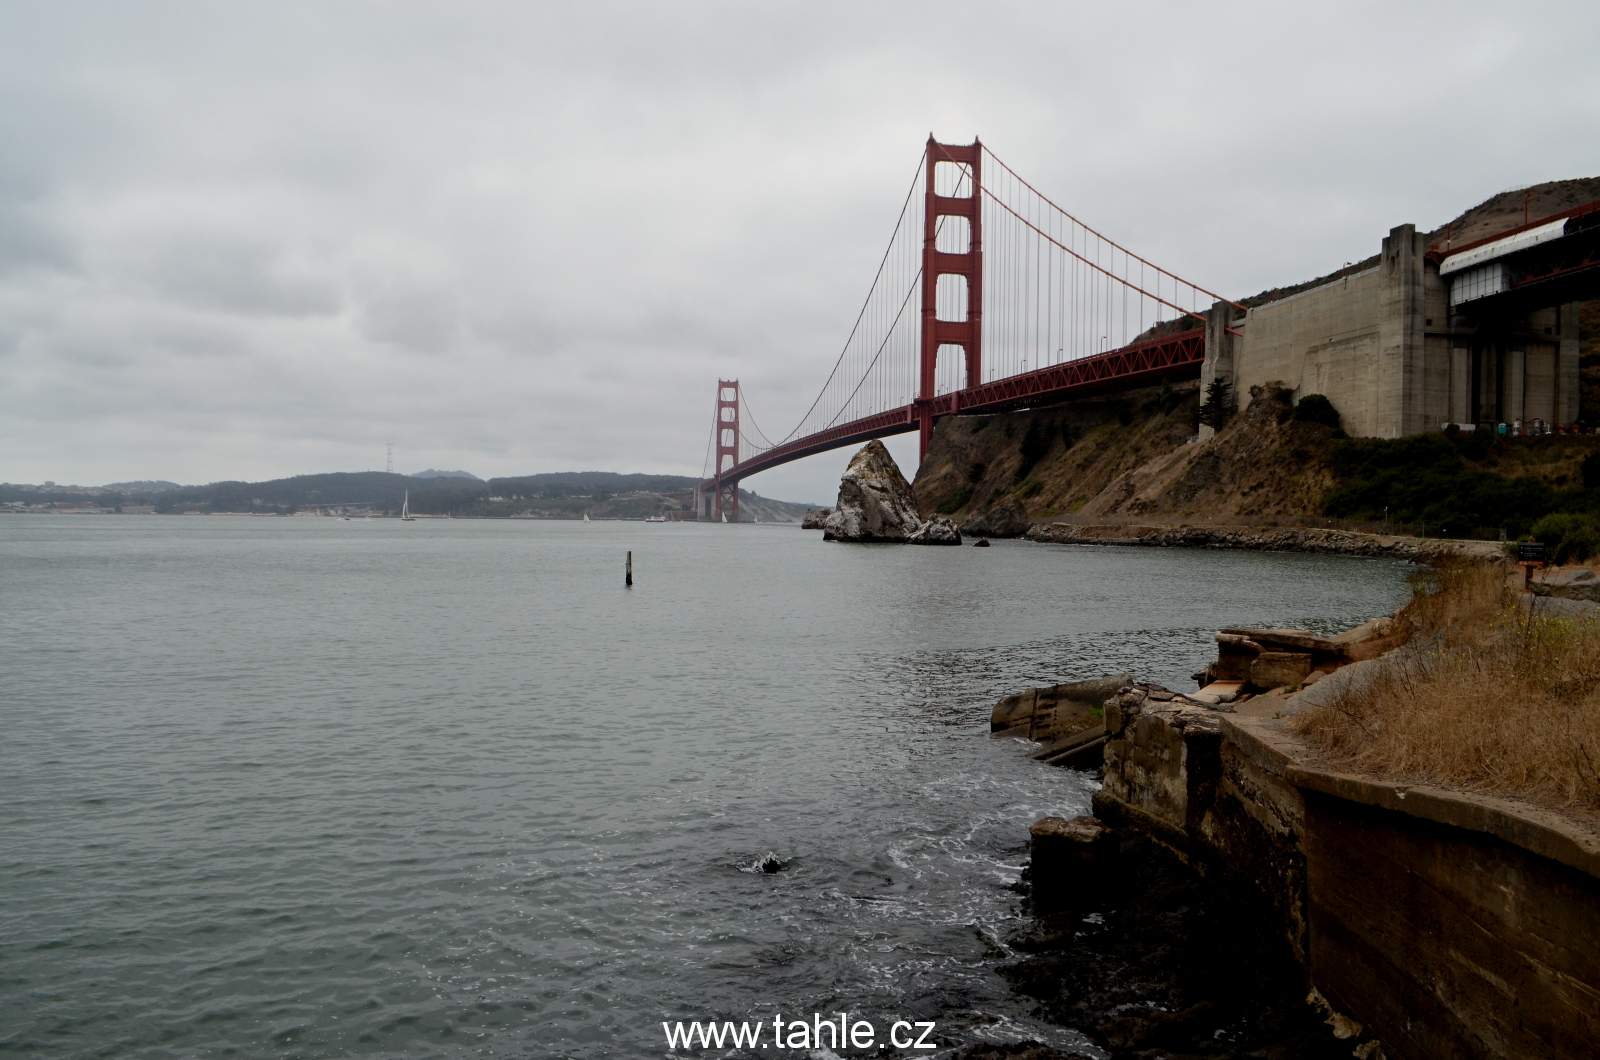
[{"x1": 0, "y1": 519, "x2": 1411, "y2": 1058}]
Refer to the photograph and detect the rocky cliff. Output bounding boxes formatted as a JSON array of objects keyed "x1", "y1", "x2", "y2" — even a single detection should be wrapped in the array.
[
  {"x1": 911, "y1": 382, "x2": 1207, "y2": 527},
  {"x1": 912, "y1": 380, "x2": 1347, "y2": 528},
  {"x1": 1076, "y1": 385, "x2": 1341, "y2": 521}
]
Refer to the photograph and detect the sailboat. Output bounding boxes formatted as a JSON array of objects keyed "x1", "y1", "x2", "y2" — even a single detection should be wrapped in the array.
[
  {"x1": 583, "y1": 512, "x2": 590, "y2": 523},
  {"x1": 400, "y1": 490, "x2": 415, "y2": 521}
]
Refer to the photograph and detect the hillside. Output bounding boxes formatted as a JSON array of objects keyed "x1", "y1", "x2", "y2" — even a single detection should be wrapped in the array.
[
  {"x1": 912, "y1": 381, "x2": 1204, "y2": 521},
  {"x1": 914, "y1": 382, "x2": 1600, "y2": 539},
  {"x1": 0, "y1": 469, "x2": 815, "y2": 521},
  {"x1": 912, "y1": 383, "x2": 1342, "y2": 528}
]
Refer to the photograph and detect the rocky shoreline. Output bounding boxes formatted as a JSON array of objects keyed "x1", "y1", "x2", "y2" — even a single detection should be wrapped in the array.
[
  {"x1": 982, "y1": 613, "x2": 1600, "y2": 1060},
  {"x1": 1024, "y1": 521, "x2": 1503, "y2": 561}
]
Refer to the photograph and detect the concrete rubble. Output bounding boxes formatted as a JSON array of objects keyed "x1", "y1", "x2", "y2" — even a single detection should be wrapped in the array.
[{"x1": 1531, "y1": 567, "x2": 1600, "y2": 602}]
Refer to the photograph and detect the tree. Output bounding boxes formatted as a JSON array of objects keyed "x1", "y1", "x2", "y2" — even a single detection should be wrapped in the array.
[
  {"x1": 1197, "y1": 378, "x2": 1235, "y2": 431},
  {"x1": 1292, "y1": 393, "x2": 1341, "y2": 429}
]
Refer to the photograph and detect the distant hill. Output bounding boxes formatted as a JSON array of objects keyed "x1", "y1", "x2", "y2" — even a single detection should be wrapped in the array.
[
  {"x1": 490, "y1": 471, "x2": 702, "y2": 496},
  {"x1": 410, "y1": 469, "x2": 483, "y2": 481},
  {"x1": 63, "y1": 468, "x2": 818, "y2": 519},
  {"x1": 150, "y1": 471, "x2": 418, "y2": 512}
]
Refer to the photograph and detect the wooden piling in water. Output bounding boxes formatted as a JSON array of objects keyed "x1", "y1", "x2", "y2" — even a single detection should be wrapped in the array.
[{"x1": 626, "y1": 551, "x2": 633, "y2": 587}]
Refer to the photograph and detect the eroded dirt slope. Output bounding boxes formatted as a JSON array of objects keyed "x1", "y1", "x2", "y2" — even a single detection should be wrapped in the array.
[
  {"x1": 914, "y1": 384, "x2": 1346, "y2": 525},
  {"x1": 1076, "y1": 386, "x2": 1341, "y2": 520},
  {"x1": 912, "y1": 383, "x2": 1203, "y2": 523}
]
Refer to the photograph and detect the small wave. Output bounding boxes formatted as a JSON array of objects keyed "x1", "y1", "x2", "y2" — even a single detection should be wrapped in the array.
[{"x1": 737, "y1": 851, "x2": 786, "y2": 874}]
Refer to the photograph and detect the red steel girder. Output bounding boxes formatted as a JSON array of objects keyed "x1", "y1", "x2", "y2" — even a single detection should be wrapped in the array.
[
  {"x1": 932, "y1": 328, "x2": 1205, "y2": 417},
  {"x1": 701, "y1": 329, "x2": 1204, "y2": 491}
]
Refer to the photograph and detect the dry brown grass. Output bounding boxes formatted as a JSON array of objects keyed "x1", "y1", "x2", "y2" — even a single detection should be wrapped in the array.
[{"x1": 1290, "y1": 559, "x2": 1600, "y2": 814}]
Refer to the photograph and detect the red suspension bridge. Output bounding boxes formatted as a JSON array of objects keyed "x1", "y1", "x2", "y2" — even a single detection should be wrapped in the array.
[{"x1": 700, "y1": 137, "x2": 1244, "y2": 521}]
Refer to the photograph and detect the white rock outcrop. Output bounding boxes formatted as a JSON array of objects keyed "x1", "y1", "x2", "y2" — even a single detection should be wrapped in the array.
[
  {"x1": 822, "y1": 441, "x2": 924, "y2": 543},
  {"x1": 907, "y1": 515, "x2": 962, "y2": 545}
]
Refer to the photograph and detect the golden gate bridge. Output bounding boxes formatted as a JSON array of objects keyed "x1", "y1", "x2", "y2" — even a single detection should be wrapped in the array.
[{"x1": 699, "y1": 136, "x2": 1245, "y2": 520}]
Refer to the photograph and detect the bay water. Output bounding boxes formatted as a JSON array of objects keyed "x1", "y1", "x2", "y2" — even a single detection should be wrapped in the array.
[{"x1": 0, "y1": 518, "x2": 1410, "y2": 1058}]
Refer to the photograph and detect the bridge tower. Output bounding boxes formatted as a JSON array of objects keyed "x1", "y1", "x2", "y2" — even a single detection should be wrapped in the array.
[
  {"x1": 713, "y1": 379, "x2": 740, "y2": 521},
  {"x1": 918, "y1": 137, "x2": 983, "y2": 460}
]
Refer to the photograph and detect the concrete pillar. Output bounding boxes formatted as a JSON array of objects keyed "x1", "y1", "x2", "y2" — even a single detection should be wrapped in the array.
[
  {"x1": 1377, "y1": 224, "x2": 1427, "y2": 437},
  {"x1": 1198, "y1": 299, "x2": 1238, "y2": 441},
  {"x1": 1449, "y1": 347, "x2": 1471, "y2": 427},
  {"x1": 1506, "y1": 349, "x2": 1526, "y2": 424},
  {"x1": 1478, "y1": 345, "x2": 1500, "y2": 423},
  {"x1": 1558, "y1": 302, "x2": 1581, "y2": 425}
]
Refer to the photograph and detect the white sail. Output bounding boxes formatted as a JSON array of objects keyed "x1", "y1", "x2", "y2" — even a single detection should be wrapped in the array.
[{"x1": 401, "y1": 490, "x2": 413, "y2": 521}]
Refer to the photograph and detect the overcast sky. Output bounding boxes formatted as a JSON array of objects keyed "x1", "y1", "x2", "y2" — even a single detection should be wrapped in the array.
[{"x1": 2, "y1": 1, "x2": 1597, "y2": 502}]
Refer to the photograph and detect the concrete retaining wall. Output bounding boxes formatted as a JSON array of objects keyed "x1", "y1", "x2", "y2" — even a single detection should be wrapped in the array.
[
  {"x1": 1090, "y1": 701, "x2": 1600, "y2": 1060},
  {"x1": 1204, "y1": 223, "x2": 1580, "y2": 438}
]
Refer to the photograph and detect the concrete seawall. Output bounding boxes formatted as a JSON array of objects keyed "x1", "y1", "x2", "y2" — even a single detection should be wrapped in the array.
[{"x1": 1016, "y1": 678, "x2": 1600, "y2": 1059}]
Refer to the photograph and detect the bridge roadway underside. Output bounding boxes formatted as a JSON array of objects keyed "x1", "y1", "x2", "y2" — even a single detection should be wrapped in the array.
[{"x1": 704, "y1": 328, "x2": 1204, "y2": 492}]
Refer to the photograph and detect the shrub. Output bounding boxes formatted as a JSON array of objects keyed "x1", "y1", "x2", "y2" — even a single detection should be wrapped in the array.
[
  {"x1": 936, "y1": 484, "x2": 972, "y2": 515},
  {"x1": 1322, "y1": 433, "x2": 1555, "y2": 535},
  {"x1": 1144, "y1": 379, "x2": 1181, "y2": 417},
  {"x1": 1582, "y1": 451, "x2": 1600, "y2": 490},
  {"x1": 1293, "y1": 393, "x2": 1341, "y2": 429},
  {"x1": 1529, "y1": 512, "x2": 1600, "y2": 564}
]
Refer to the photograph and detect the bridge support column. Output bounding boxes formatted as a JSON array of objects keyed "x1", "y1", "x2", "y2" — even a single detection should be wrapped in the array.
[
  {"x1": 1198, "y1": 300, "x2": 1238, "y2": 441},
  {"x1": 919, "y1": 136, "x2": 983, "y2": 461},
  {"x1": 713, "y1": 379, "x2": 740, "y2": 522}
]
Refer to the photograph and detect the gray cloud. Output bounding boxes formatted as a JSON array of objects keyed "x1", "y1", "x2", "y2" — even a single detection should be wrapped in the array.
[{"x1": 0, "y1": 1, "x2": 1597, "y2": 502}]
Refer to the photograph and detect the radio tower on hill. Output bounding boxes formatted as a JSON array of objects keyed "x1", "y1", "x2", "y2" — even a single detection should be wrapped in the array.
[{"x1": 387, "y1": 442, "x2": 394, "y2": 474}]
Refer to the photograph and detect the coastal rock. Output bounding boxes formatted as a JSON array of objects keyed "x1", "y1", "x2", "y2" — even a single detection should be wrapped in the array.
[
  {"x1": 1023, "y1": 521, "x2": 1503, "y2": 562},
  {"x1": 1028, "y1": 815, "x2": 1115, "y2": 913},
  {"x1": 963, "y1": 495, "x2": 1031, "y2": 538},
  {"x1": 907, "y1": 515, "x2": 962, "y2": 545},
  {"x1": 821, "y1": 441, "x2": 923, "y2": 543},
  {"x1": 800, "y1": 508, "x2": 831, "y2": 530},
  {"x1": 1532, "y1": 568, "x2": 1600, "y2": 602}
]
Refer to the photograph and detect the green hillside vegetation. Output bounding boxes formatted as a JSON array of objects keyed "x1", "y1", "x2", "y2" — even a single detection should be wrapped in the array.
[
  {"x1": 490, "y1": 471, "x2": 701, "y2": 496},
  {"x1": 151, "y1": 472, "x2": 414, "y2": 513},
  {"x1": 1319, "y1": 431, "x2": 1599, "y2": 536}
]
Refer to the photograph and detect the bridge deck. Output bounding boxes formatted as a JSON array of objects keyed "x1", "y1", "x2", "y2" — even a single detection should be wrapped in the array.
[{"x1": 704, "y1": 328, "x2": 1204, "y2": 490}]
